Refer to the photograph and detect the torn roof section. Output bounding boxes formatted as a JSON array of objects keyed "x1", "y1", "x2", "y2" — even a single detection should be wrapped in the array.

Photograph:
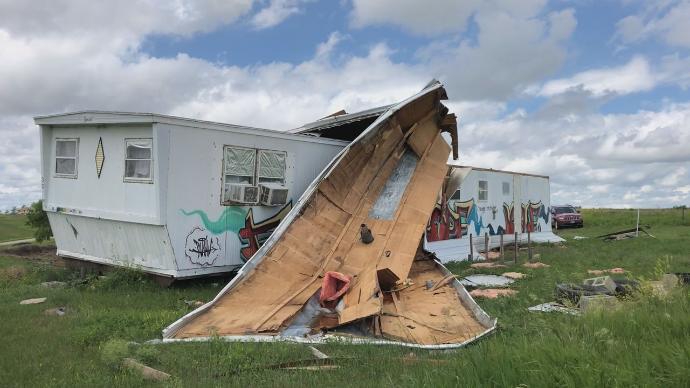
[{"x1": 162, "y1": 80, "x2": 495, "y2": 348}]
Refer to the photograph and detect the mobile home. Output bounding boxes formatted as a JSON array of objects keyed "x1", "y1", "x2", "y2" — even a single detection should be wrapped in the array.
[
  {"x1": 425, "y1": 165, "x2": 564, "y2": 262},
  {"x1": 35, "y1": 111, "x2": 346, "y2": 279}
]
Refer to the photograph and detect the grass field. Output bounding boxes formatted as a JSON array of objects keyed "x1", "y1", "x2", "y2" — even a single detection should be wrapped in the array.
[
  {"x1": 0, "y1": 214, "x2": 33, "y2": 243},
  {"x1": 0, "y1": 209, "x2": 688, "y2": 387}
]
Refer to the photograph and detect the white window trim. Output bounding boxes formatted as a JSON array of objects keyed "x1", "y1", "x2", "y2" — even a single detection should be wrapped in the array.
[
  {"x1": 123, "y1": 138, "x2": 154, "y2": 183},
  {"x1": 54, "y1": 138, "x2": 79, "y2": 179},
  {"x1": 257, "y1": 149, "x2": 287, "y2": 185},
  {"x1": 478, "y1": 180, "x2": 489, "y2": 201}
]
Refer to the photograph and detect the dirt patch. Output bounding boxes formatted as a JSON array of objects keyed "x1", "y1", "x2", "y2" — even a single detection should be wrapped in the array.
[
  {"x1": 0, "y1": 243, "x2": 66, "y2": 267},
  {"x1": 1, "y1": 266, "x2": 28, "y2": 279}
]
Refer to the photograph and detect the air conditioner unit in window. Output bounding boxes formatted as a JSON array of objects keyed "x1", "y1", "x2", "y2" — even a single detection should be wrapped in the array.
[
  {"x1": 226, "y1": 184, "x2": 260, "y2": 205},
  {"x1": 259, "y1": 183, "x2": 289, "y2": 206}
]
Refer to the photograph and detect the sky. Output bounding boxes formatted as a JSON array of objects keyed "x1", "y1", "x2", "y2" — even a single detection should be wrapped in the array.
[{"x1": 1, "y1": 0, "x2": 689, "y2": 210}]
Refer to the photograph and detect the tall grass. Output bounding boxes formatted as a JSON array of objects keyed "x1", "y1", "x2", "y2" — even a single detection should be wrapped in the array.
[{"x1": 0, "y1": 209, "x2": 688, "y2": 386}]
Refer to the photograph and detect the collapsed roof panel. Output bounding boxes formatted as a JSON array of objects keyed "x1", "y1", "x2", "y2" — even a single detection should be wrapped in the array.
[{"x1": 163, "y1": 81, "x2": 495, "y2": 348}]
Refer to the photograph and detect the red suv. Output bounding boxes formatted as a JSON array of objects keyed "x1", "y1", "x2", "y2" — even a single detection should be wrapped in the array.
[{"x1": 551, "y1": 205, "x2": 583, "y2": 229}]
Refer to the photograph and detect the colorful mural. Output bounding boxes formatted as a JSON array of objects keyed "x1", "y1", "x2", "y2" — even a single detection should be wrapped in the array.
[
  {"x1": 238, "y1": 202, "x2": 292, "y2": 261},
  {"x1": 181, "y1": 202, "x2": 292, "y2": 264},
  {"x1": 427, "y1": 195, "x2": 550, "y2": 241},
  {"x1": 521, "y1": 200, "x2": 549, "y2": 233},
  {"x1": 180, "y1": 207, "x2": 247, "y2": 235}
]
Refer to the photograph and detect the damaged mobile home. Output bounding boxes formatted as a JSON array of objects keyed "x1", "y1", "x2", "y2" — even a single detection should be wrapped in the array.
[
  {"x1": 35, "y1": 112, "x2": 346, "y2": 279},
  {"x1": 163, "y1": 81, "x2": 497, "y2": 348}
]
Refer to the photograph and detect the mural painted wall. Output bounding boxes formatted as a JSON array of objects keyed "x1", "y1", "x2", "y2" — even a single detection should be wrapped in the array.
[
  {"x1": 426, "y1": 196, "x2": 550, "y2": 241},
  {"x1": 180, "y1": 202, "x2": 292, "y2": 266}
]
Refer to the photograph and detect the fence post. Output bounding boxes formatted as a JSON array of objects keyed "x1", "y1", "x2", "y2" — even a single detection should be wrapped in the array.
[
  {"x1": 513, "y1": 232, "x2": 518, "y2": 265},
  {"x1": 484, "y1": 232, "x2": 489, "y2": 260},
  {"x1": 469, "y1": 234, "x2": 474, "y2": 261},
  {"x1": 499, "y1": 233, "x2": 504, "y2": 262},
  {"x1": 527, "y1": 230, "x2": 532, "y2": 262}
]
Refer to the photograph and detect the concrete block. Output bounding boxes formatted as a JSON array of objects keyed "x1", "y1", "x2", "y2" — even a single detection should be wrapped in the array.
[{"x1": 579, "y1": 294, "x2": 619, "y2": 312}]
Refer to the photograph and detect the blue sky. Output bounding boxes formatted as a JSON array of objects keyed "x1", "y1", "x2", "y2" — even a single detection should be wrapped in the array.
[{"x1": 0, "y1": 0, "x2": 689, "y2": 209}]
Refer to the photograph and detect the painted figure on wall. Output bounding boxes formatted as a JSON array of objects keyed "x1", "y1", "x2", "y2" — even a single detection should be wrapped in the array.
[
  {"x1": 521, "y1": 200, "x2": 549, "y2": 232},
  {"x1": 238, "y1": 202, "x2": 292, "y2": 261}
]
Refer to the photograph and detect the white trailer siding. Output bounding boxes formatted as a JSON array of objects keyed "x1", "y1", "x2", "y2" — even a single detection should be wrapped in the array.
[
  {"x1": 160, "y1": 122, "x2": 345, "y2": 277},
  {"x1": 425, "y1": 167, "x2": 563, "y2": 262},
  {"x1": 35, "y1": 111, "x2": 346, "y2": 278}
]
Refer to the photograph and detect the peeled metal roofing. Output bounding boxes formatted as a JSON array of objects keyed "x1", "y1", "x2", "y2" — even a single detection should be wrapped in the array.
[{"x1": 162, "y1": 80, "x2": 496, "y2": 348}]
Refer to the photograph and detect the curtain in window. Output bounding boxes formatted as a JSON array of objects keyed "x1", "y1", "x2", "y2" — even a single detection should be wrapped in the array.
[
  {"x1": 225, "y1": 147, "x2": 255, "y2": 176},
  {"x1": 259, "y1": 151, "x2": 285, "y2": 179}
]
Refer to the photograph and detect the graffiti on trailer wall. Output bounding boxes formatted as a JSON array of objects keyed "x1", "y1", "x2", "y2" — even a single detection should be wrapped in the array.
[
  {"x1": 238, "y1": 201, "x2": 292, "y2": 262},
  {"x1": 184, "y1": 227, "x2": 222, "y2": 266},
  {"x1": 180, "y1": 202, "x2": 292, "y2": 265},
  {"x1": 426, "y1": 192, "x2": 549, "y2": 241},
  {"x1": 521, "y1": 200, "x2": 549, "y2": 233}
]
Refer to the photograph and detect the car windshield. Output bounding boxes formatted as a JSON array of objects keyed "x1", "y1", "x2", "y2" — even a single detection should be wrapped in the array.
[{"x1": 554, "y1": 207, "x2": 576, "y2": 214}]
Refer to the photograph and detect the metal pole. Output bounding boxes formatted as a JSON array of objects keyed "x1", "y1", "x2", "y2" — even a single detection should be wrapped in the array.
[
  {"x1": 469, "y1": 234, "x2": 474, "y2": 261},
  {"x1": 499, "y1": 233, "x2": 504, "y2": 262},
  {"x1": 527, "y1": 230, "x2": 532, "y2": 262},
  {"x1": 636, "y1": 208, "x2": 640, "y2": 237},
  {"x1": 513, "y1": 232, "x2": 518, "y2": 265},
  {"x1": 484, "y1": 232, "x2": 489, "y2": 260}
]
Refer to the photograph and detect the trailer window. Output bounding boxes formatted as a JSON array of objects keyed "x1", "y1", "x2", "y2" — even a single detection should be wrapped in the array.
[
  {"x1": 223, "y1": 145, "x2": 256, "y2": 186},
  {"x1": 55, "y1": 138, "x2": 79, "y2": 178},
  {"x1": 124, "y1": 138, "x2": 153, "y2": 182},
  {"x1": 258, "y1": 150, "x2": 286, "y2": 185},
  {"x1": 502, "y1": 182, "x2": 510, "y2": 195},
  {"x1": 478, "y1": 180, "x2": 488, "y2": 201}
]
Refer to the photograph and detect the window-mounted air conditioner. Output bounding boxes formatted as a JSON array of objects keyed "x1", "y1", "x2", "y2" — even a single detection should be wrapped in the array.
[
  {"x1": 226, "y1": 183, "x2": 260, "y2": 205},
  {"x1": 259, "y1": 183, "x2": 289, "y2": 206}
]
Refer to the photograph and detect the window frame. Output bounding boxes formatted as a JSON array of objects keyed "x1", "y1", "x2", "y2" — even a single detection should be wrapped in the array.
[
  {"x1": 502, "y1": 181, "x2": 511, "y2": 196},
  {"x1": 478, "y1": 180, "x2": 489, "y2": 201},
  {"x1": 257, "y1": 149, "x2": 287, "y2": 185},
  {"x1": 54, "y1": 138, "x2": 79, "y2": 179},
  {"x1": 123, "y1": 138, "x2": 154, "y2": 183},
  {"x1": 221, "y1": 145, "x2": 257, "y2": 204}
]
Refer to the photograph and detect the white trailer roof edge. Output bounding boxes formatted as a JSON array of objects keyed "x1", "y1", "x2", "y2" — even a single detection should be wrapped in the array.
[{"x1": 33, "y1": 111, "x2": 349, "y2": 147}]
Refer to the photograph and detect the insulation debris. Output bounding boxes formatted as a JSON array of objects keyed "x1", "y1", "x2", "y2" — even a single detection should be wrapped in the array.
[
  {"x1": 523, "y1": 262, "x2": 550, "y2": 269},
  {"x1": 469, "y1": 289, "x2": 517, "y2": 299},
  {"x1": 162, "y1": 81, "x2": 496, "y2": 348}
]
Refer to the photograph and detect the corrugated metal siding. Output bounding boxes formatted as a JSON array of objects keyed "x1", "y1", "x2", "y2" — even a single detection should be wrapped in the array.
[{"x1": 49, "y1": 212, "x2": 176, "y2": 272}]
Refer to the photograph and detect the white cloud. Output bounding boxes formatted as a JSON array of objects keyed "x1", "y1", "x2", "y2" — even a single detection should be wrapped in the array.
[
  {"x1": 538, "y1": 56, "x2": 656, "y2": 97},
  {"x1": 251, "y1": 0, "x2": 312, "y2": 30},
  {"x1": 615, "y1": 0, "x2": 690, "y2": 48}
]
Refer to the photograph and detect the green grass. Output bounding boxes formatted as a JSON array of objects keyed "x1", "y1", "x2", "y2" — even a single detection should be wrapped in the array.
[
  {"x1": 0, "y1": 214, "x2": 34, "y2": 242},
  {"x1": 0, "y1": 209, "x2": 689, "y2": 387}
]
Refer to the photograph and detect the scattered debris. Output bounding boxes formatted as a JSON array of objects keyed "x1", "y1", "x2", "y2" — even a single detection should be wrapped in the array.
[
  {"x1": 579, "y1": 294, "x2": 619, "y2": 312},
  {"x1": 556, "y1": 276, "x2": 639, "y2": 305},
  {"x1": 573, "y1": 236, "x2": 588, "y2": 240},
  {"x1": 528, "y1": 302, "x2": 580, "y2": 315},
  {"x1": 481, "y1": 251, "x2": 501, "y2": 260},
  {"x1": 469, "y1": 289, "x2": 517, "y2": 298},
  {"x1": 430, "y1": 274, "x2": 457, "y2": 291},
  {"x1": 44, "y1": 307, "x2": 67, "y2": 316},
  {"x1": 40, "y1": 281, "x2": 67, "y2": 288},
  {"x1": 597, "y1": 226, "x2": 653, "y2": 241},
  {"x1": 20, "y1": 297, "x2": 47, "y2": 305},
  {"x1": 308, "y1": 346, "x2": 329, "y2": 360},
  {"x1": 122, "y1": 358, "x2": 171, "y2": 381},
  {"x1": 523, "y1": 262, "x2": 550, "y2": 269},
  {"x1": 460, "y1": 274, "x2": 514, "y2": 288},
  {"x1": 470, "y1": 262, "x2": 507, "y2": 269},
  {"x1": 184, "y1": 300, "x2": 205, "y2": 308},
  {"x1": 587, "y1": 268, "x2": 625, "y2": 276},
  {"x1": 502, "y1": 272, "x2": 526, "y2": 280}
]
